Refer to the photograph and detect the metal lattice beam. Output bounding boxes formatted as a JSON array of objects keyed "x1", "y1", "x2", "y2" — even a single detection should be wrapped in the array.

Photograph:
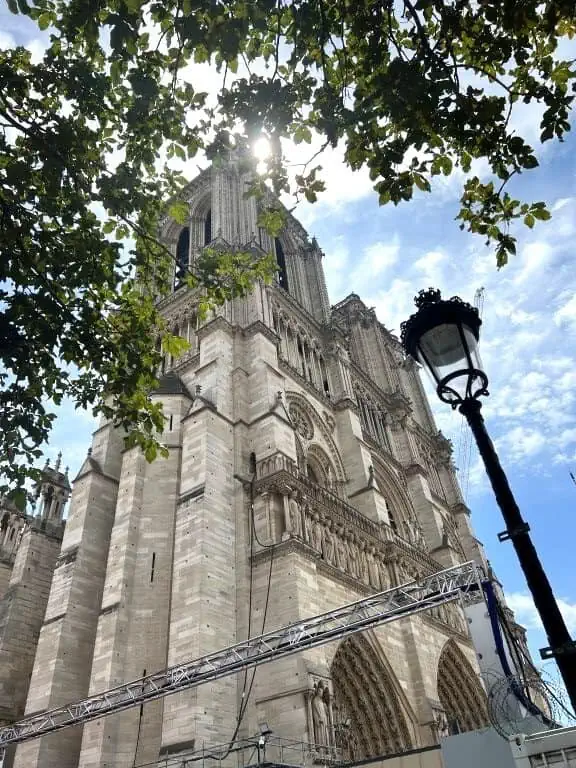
[{"x1": 0, "y1": 561, "x2": 484, "y2": 748}]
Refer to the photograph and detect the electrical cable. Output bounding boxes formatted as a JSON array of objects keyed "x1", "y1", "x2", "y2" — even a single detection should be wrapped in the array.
[
  {"x1": 131, "y1": 702, "x2": 145, "y2": 768},
  {"x1": 200, "y1": 457, "x2": 277, "y2": 762}
]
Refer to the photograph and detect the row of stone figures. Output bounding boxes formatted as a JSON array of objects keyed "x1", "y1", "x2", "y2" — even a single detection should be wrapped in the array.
[{"x1": 284, "y1": 495, "x2": 392, "y2": 591}]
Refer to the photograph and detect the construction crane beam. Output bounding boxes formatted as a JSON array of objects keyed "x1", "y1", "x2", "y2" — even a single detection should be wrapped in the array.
[{"x1": 0, "y1": 561, "x2": 485, "y2": 749}]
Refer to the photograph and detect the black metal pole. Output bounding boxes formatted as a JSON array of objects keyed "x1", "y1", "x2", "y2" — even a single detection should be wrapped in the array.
[{"x1": 460, "y1": 398, "x2": 576, "y2": 712}]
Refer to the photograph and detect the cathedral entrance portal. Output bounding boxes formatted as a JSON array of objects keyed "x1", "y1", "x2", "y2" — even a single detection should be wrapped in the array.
[{"x1": 331, "y1": 633, "x2": 414, "y2": 760}]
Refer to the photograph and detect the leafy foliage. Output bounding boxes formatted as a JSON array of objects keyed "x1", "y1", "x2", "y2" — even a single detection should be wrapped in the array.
[{"x1": 1, "y1": 0, "x2": 574, "y2": 491}]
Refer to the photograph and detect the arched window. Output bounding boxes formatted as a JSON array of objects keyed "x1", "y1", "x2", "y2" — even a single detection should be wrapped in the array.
[
  {"x1": 387, "y1": 506, "x2": 399, "y2": 534},
  {"x1": 306, "y1": 463, "x2": 319, "y2": 485},
  {"x1": 274, "y1": 237, "x2": 289, "y2": 291},
  {"x1": 175, "y1": 227, "x2": 190, "y2": 289},
  {"x1": 204, "y1": 209, "x2": 212, "y2": 245}
]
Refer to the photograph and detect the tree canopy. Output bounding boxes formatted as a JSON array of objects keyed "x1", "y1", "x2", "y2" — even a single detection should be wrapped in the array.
[{"x1": 1, "y1": 0, "x2": 575, "y2": 494}]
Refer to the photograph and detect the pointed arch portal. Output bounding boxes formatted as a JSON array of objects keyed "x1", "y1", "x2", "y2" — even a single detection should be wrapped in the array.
[
  {"x1": 437, "y1": 640, "x2": 488, "y2": 734},
  {"x1": 331, "y1": 633, "x2": 413, "y2": 760}
]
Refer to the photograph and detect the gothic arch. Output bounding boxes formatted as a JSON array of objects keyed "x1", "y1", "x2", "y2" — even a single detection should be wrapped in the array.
[
  {"x1": 372, "y1": 457, "x2": 418, "y2": 534},
  {"x1": 285, "y1": 391, "x2": 346, "y2": 484},
  {"x1": 437, "y1": 640, "x2": 488, "y2": 733},
  {"x1": 331, "y1": 633, "x2": 416, "y2": 759},
  {"x1": 305, "y1": 444, "x2": 335, "y2": 488}
]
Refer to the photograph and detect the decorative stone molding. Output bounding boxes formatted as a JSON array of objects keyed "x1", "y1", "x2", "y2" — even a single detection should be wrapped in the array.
[
  {"x1": 331, "y1": 633, "x2": 414, "y2": 759},
  {"x1": 437, "y1": 640, "x2": 489, "y2": 732},
  {"x1": 288, "y1": 401, "x2": 314, "y2": 440}
]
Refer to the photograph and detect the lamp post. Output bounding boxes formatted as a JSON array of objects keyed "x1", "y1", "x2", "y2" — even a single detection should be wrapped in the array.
[{"x1": 400, "y1": 288, "x2": 576, "y2": 711}]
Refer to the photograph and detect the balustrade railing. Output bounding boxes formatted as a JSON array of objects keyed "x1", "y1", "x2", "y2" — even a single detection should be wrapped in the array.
[{"x1": 255, "y1": 452, "x2": 429, "y2": 554}]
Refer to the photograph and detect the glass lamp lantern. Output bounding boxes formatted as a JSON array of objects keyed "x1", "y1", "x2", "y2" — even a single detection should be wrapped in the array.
[{"x1": 400, "y1": 288, "x2": 489, "y2": 407}]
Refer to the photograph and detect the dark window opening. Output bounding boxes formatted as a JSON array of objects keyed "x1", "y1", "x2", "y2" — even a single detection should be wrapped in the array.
[
  {"x1": 175, "y1": 227, "x2": 190, "y2": 289},
  {"x1": 150, "y1": 552, "x2": 156, "y2": 583},
  {"x1": 323, "y1": 379, "x2": 330, "y2": 395},
  {"x1": 307, "y1": 463, "x2": 319, "y2": 485},
  {"x1": 274, "y1": 238, "x2": 289, "y2": 292},
  {"x1": 9, "y1": 528, "x2": 15, "y2": 540},
  {"x1": 204, "y1": 209, "x2": 212, "y2": 245},
  {"x1": 169, "y1": 414, "x2": 173, "y2": 431},
  {"x1": 388, "y1": 508, "x2": 398, "y2": 533}
]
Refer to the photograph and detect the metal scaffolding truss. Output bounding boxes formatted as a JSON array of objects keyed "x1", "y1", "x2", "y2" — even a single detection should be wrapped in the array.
[{"x1": 0, "y1": 561, "x2": 484, "y2": 749}]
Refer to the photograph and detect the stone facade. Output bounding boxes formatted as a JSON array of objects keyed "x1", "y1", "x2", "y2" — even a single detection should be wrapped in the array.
[
  {"x1": 9, "y1": 148, "x2": 498, "y2": 768},
  {"x1": 0, "y1": 461, "x2": 69, "y2": 767}
]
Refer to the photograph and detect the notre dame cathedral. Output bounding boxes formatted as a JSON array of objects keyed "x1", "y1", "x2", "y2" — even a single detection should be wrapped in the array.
[{"x1": 0, "y1": 145, "x2": 534, "y2": 768}]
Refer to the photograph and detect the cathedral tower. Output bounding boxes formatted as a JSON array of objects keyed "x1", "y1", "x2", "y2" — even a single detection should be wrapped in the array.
[{"x1": 14, "y1": 151, "x2": 492, "y2": 768}]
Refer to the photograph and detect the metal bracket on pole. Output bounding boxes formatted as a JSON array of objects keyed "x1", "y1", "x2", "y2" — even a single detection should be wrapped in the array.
[
  {"x1": 540, "y1": 640, "x2": 576, "y2": 660},
  {"x1": 497, "y1": 523, "x2": 530, "y2": 542}
]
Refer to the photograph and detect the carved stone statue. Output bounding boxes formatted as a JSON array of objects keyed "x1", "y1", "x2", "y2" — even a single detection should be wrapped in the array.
[
  {"x1": 288, "y1": 495, "x2": 303, "y2": 538},
  {"x1": 323, "y1": 520, "x2": 336, "y2": 565},
  {"x1": 311, "y1": 681, "x2": 331, "y2": 750},
  {"x1": 311, "y1": 513, "x2": 323, "y2": 553},
  {"x1": 335, "y1": 526, "x2": 347, "y2": 571},
  {"x1": 367, "y1": 546, "x2": 380, "y2": 589},
  {"x1": 358, "y1": 541, "x2": 369, "y2": 584},
  {"x1": 303, "y1": 505, "x2": 313, "y2": 544},
  {"x1": 347, "y1": 532, "x2": 359, "y2": 578},
  {"x1": 378, "y1": 558, "x2": 389, "y2": 591},
  {"x1": 434, "y1": 710, "x2": 450, "y2": 739}
]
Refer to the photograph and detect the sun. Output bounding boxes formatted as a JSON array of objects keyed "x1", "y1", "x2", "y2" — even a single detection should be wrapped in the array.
[{"x1": 253, "y1": 136, "x2": 272, "y2": 162}]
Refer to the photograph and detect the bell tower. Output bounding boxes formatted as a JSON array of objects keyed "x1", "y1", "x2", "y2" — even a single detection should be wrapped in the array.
[{"x1": 14, "y1": 154, "x2": 495, "y2": 768}]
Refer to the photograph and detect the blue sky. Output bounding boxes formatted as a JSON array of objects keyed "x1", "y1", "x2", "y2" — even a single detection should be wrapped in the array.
[{"x1": 3, "y1": 1, "x2": 576, "y2": 703}]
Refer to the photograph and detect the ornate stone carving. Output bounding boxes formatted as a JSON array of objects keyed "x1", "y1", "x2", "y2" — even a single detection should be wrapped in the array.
[
  {"x1": 331, "y1": 634, "x2": 413, "y2": 759},
  {"x1": 437, "y1": 641, "x2": 489, "y2": 732},
  {"x1": 311, "y1": 680, "x2": 332, "y2": 751},
  {"x1": 288, "y1": 402, "x2": 314, "y2": 440},
  {"x1": 288, "y1": 494, "x2": 303, "y2": 538}
]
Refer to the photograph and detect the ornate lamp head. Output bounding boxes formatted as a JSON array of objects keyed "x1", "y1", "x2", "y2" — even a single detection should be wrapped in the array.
[{"x1": 400, "y1": 289, "x2": 488, "y2": 408}]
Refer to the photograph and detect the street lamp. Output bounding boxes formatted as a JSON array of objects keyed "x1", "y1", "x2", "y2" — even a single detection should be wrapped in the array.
[{"x1": 400, "y1": 287, "x2": 576, "y2": 712}]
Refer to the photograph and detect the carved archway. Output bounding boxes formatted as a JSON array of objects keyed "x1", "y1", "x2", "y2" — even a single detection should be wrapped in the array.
[
  {"x1": 331, "y1": 633, "x2": 415, "y2": 759},
  {"x1": 286, "y1": 391, "x2": 346, "y2": 484},
  {"x1": 306, "y1": 444, "x2": 335, "y2": 488},
  {"x1": 372, "y1": 457, "x2": 423, "y2": 543},
  {"x1": 437, "y1": 640, "x2": 488, "y2": 734}
]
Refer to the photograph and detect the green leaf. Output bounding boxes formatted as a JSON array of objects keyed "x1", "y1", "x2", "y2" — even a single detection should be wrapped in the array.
[
  {"x1": 168, "y1": 201, "x2": 189, "y2": 226},
  {"x1": 531, "y1": 207, "x2": 551, "y2": 221},
  {"x1": 523, "y1": 213, "x2": 535, "y2": 229},
  {"x1": 38, "y1": 12, "x2": 51, "y2": 30}
]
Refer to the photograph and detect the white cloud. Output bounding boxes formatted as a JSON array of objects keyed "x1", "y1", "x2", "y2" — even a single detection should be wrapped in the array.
[
  {"x1": 365, "y1": 240, "x2": 400, "y2": 274},
  {"x1": 555, "y1": 294, "x2": 576, "y2": 328},
  {"x1": 0, "y1": 30, "x2": 16, "y2": 49},
  {"x1": 506, "y1": 592, "x2": 576, "y2": 635},
  {"x1": 513, "y1": 241, "x2": 554, "y2": 285},
  {"x1": 496, "y1": 426, "x2": 547, "y2": 461}
]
